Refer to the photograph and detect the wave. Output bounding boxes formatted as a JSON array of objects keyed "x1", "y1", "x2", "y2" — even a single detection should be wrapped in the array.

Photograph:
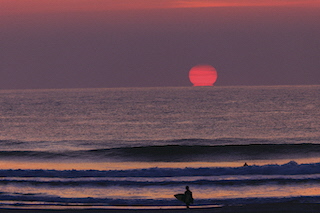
[
  {"x1": 1, "y1": 162, "x2": 320, "y2": 208},
  {"x1": 0, "y1": 161, "x2": 320, "y2": 178},
  {"x1": 106, "y1": 143, "x2": 320, "y2": 161},
  {"x1": 1, "y1": 175, "x2": 320, "y2": 187},
  {"x1": 1, "y1": 143, "x2": 320, "y2": 162}
]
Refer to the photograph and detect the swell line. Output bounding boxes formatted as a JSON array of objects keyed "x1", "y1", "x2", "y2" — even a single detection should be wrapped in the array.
[
  {"x1": 1, "y1": 143, "x2": 320, "y2": 161},
  {"x1": 1, "y1": 176, "x2": 320, "y2": 187}
]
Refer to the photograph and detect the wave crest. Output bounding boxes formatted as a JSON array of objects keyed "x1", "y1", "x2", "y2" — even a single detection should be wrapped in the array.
[{"x1": 1, "y1": 143, "x2": 320, "y2": 162}]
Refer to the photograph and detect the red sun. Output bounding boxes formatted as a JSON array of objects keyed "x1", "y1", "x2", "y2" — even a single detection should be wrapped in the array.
[{"x1": 189, "y1": 65, "x2": 218, "y2": 86}]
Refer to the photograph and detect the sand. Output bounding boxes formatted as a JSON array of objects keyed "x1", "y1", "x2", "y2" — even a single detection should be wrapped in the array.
[{"x1": 1, "y1": 203, "x2": 320, "y2": 213}]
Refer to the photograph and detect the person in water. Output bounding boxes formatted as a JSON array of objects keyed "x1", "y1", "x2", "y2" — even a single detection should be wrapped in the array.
[{"x1": 184, "y1": 186, "x2": 193, "y2": 209}]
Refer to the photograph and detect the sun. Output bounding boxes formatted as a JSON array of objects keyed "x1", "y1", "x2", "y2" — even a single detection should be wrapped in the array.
[{"x1": 189, "y1": 65, "x2": 218, "y2": 86}]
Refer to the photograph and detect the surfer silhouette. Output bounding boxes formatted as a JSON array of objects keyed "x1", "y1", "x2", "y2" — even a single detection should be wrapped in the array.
[
  {"x1": 184, "y1": 186, "x2": 193, "y2": 209},
  {"x1": 174, "y1": 186, "x2": 194, "y2": 209}
]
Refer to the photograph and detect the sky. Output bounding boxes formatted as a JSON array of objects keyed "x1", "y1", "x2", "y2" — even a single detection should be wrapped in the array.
[{"x1": 1, "y1": 0, "x2": 320, "y2": 89}]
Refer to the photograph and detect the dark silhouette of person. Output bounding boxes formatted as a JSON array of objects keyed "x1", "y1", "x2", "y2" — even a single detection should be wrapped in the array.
[{"x1": 184, "y1": 186, "x2": 193, "y2": 209}]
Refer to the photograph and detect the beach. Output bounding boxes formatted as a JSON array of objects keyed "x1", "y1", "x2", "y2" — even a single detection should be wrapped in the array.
[{"x1": 1, "y1": 203, "x2": 320, "y2": 213}]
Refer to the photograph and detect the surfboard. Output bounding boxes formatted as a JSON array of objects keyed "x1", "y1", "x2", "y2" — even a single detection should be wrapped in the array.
[{"x1": 174, "y1": 194, "x2": 186, "y2": 203}]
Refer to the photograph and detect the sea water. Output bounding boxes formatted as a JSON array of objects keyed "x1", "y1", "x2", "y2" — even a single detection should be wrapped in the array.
[{"x1": 0, "y1": 85, "x2": 319, "y2": 208}]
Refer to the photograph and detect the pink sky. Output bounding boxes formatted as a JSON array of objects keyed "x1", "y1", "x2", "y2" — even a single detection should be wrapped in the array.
[
  {"x1": 1, "y1": 0, "x2": 320, "y2": 89},
  {"x1": 1, "y1": 0, "x2": 320, "y2": 15}
]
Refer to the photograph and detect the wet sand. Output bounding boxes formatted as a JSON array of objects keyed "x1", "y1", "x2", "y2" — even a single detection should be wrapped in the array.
[{"x1": 1, "y1": 203, "x2": 320, "y2": 213}]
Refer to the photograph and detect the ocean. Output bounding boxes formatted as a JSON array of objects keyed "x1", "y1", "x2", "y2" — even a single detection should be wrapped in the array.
[{"x1": 0, "y1": 85, "x2": 320, "y2": 209}]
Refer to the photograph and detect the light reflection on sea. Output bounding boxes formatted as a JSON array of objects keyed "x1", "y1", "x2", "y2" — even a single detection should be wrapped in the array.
[
  {"x1": 2, "y1": 181, "x2": 320, "y2": 201},
  {"x1": 2, "y1": 157, "x2": 320, "y2": 170}
]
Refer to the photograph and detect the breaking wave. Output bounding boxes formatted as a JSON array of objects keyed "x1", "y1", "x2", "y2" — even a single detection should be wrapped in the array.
[{"x1": 1, "y1": 161, "x2": 320, "y2": 208}]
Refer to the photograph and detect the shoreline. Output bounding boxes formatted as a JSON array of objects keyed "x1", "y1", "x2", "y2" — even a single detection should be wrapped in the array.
[{"x1": 1, "y1": 203, "x2": 320, "y2": 213}]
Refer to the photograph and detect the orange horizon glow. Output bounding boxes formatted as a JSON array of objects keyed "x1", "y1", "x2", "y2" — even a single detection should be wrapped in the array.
[{"x1": 1, "y1": 0, "x2": 320, "y2": 16}]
